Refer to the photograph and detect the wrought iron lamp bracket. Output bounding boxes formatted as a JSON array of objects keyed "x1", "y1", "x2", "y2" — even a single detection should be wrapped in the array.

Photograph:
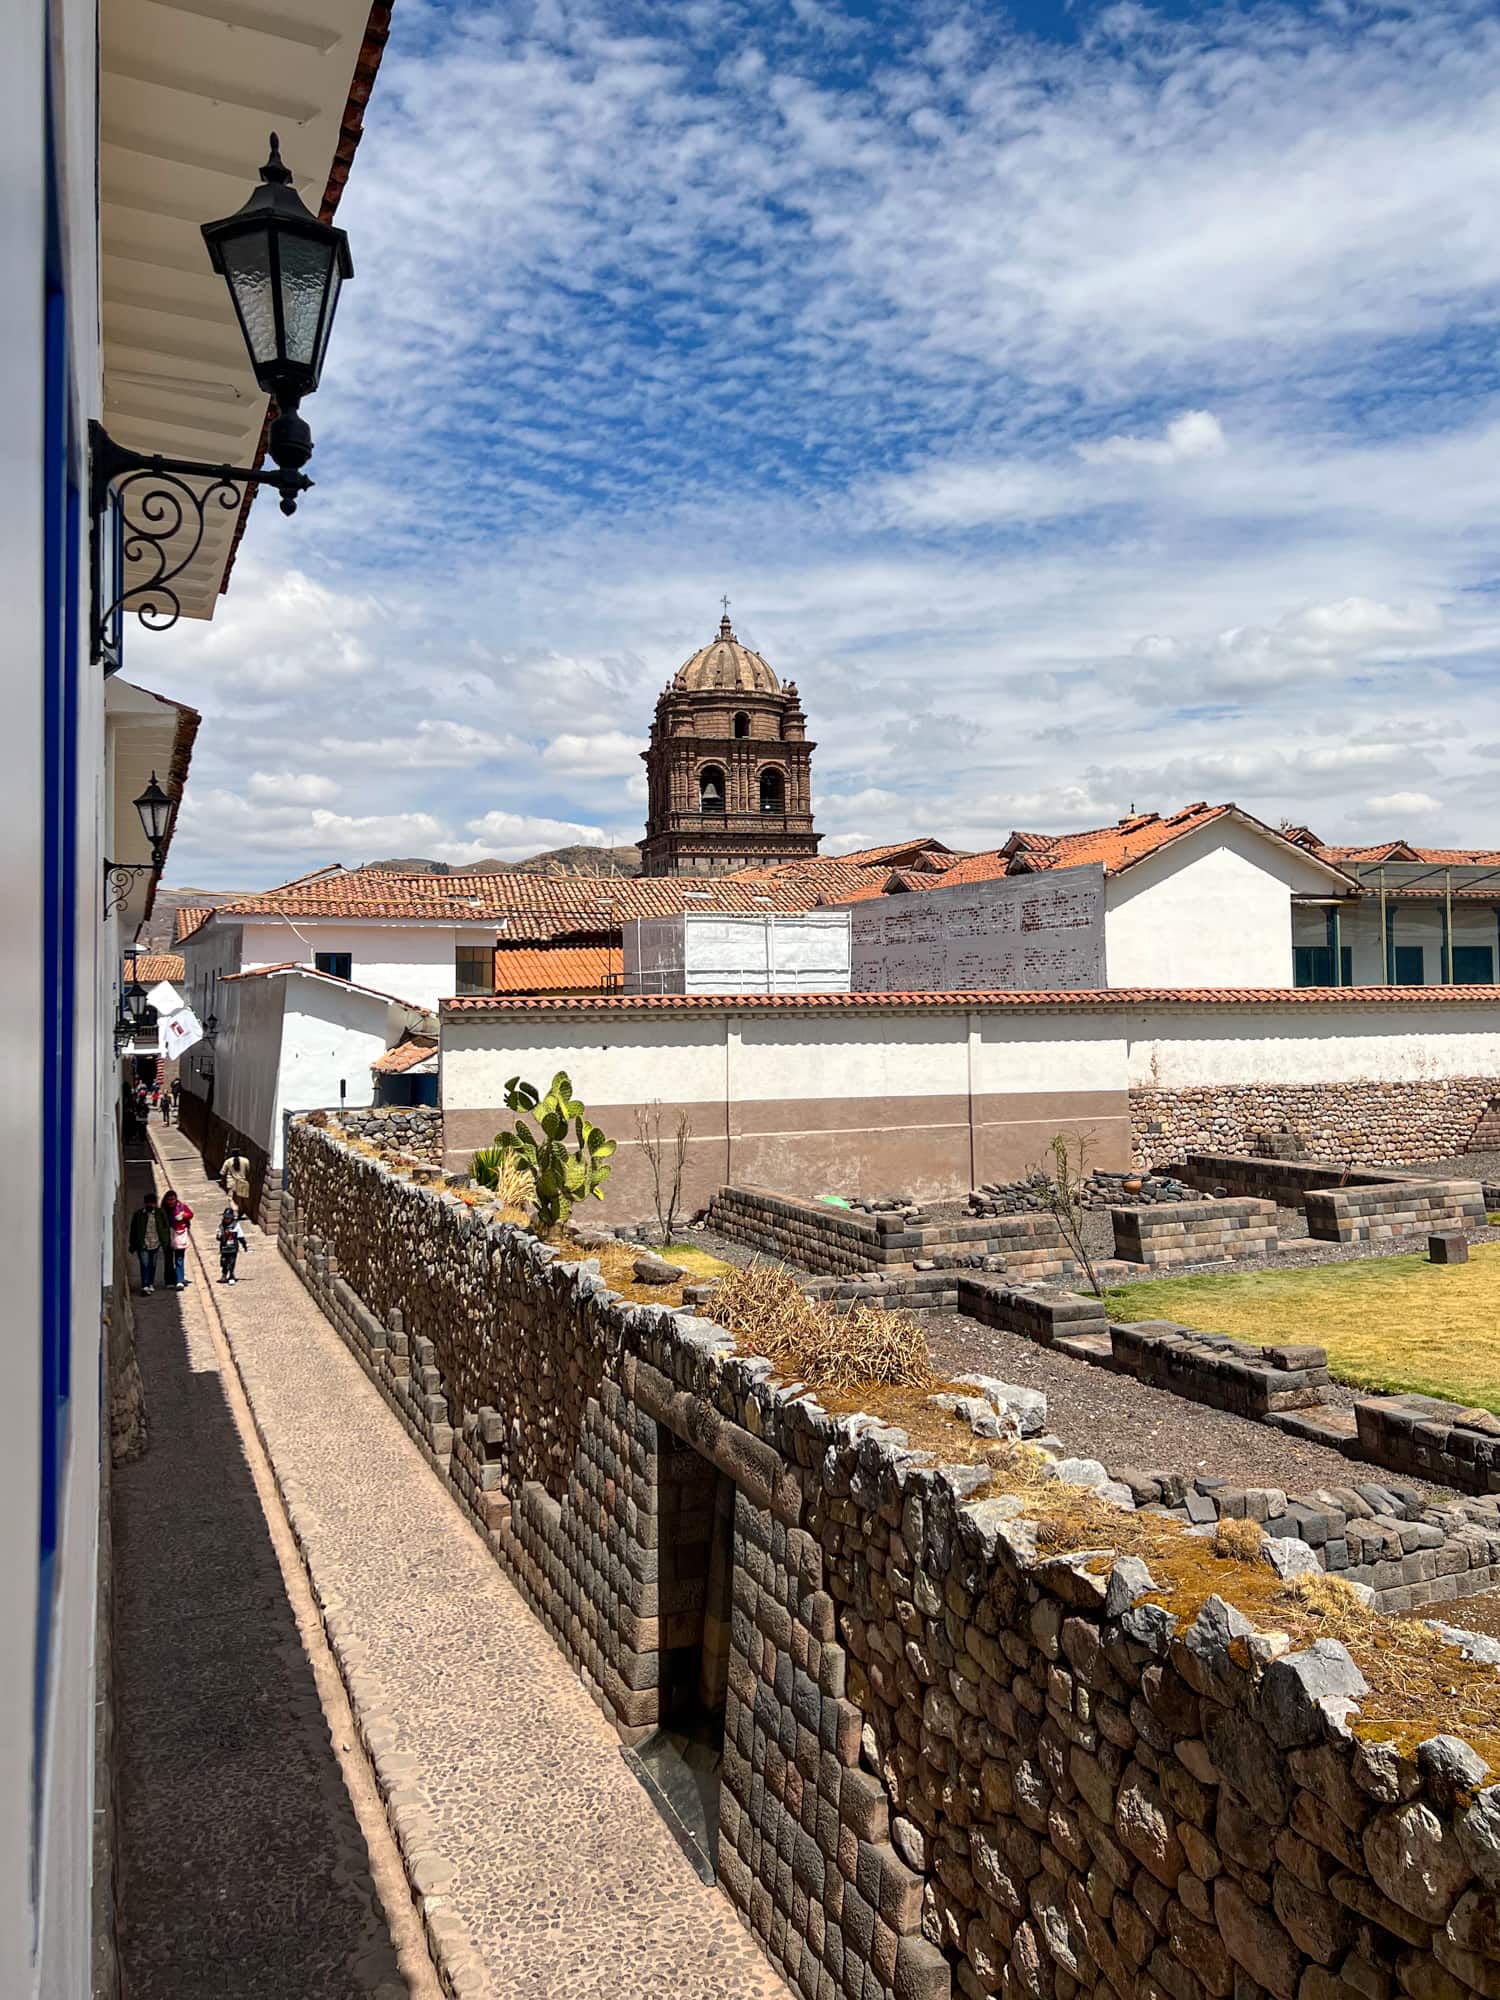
[
  {"x1": 103, "y1": 858, "x2": 158, "y2": 920},
  {"x1": 89, "y1": 421, "x2": 313, "y2": 670}
]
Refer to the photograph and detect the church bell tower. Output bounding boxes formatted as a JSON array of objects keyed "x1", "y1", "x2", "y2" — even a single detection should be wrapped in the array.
[{"x1": 639, "y1": 609, "x2": 821, "y2": 878}]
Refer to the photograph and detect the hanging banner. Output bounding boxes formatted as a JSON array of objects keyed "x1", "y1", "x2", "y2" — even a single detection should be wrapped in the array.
[
  {"x1": 146, "y1": 980, "x2": 183, "y2": 1016},
  {"x1": 160, "y1": 1007, "x2": 204, "y2": 1058}
]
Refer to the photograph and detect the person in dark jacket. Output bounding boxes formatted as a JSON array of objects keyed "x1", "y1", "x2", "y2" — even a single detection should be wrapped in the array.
[
  {"x1": 128, "y1": 1193, "x2": 162, "y2": 1293},
  {"x1": 217, "y1": 1207, "x2": 248, "y2": 1285}
]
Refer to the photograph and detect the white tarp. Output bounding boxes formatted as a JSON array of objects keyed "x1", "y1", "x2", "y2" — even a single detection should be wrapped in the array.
[
  {"x1": 160, "y1": 1006, "x2": 204, "y2": 1058},
  {"x1": 146, "y1": 980, "x2": 183, "y2": 1015},
  {"x1": 623, "y1": 912, "x2": 852, "y2": 994}
]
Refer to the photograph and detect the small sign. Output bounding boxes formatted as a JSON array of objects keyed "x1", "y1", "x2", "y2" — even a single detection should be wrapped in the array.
[{"x1": 160, "y1": 1007, "x2": 203, "y2": 1058}]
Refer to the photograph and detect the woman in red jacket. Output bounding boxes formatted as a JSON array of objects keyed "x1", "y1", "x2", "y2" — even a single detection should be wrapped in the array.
[{"x1": 161, "y1": 1191, "x2": 194, "y2": 1291}]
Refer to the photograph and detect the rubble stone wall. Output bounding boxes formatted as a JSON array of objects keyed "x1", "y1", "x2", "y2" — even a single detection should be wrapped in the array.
[
  {"x1": 282, "y1": 1118, "x2": 1500, "y2": 2000},
  {"x1": 1131, "y1": 1079, "x2": 1496, "y2": 1170}
]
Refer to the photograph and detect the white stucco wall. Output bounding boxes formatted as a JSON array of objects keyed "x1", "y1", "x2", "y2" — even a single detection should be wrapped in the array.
[
  {"x1": 442, "y1": 1014, "x2": 732, "y2": 1113},
  {"x1": 3, "y1": 3, "x2": 107, "y2": 1988},
  {"x1": 1126, "y1": 1002, "x2": 1500, "y2": 1087},
  {"x1": 1104, "y1": 821, "x2": 1345, "y2": 989},
  {"x1": 446, "y1": 995, "x2": 1500, "y2": 1121},
  {"x1": 215, "y1": 970, "x2": 416, "y2": 1166},
  {"x1": 235, "y1": 917, "x2": 495, "y2": 1013}
]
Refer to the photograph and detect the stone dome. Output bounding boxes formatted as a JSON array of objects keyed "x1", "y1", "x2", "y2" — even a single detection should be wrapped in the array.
[{"x1": 672, "y1": 614, "x2": 780, "y2": 695}]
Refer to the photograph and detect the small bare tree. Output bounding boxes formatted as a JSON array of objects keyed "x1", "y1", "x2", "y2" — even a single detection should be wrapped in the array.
[
  {"x1": 635, "y1": 1101, "x2": 692, "y2": 1248},
  {"x1": 1023, "y1": 1128, "x2": 1104, "y2": 1298}
]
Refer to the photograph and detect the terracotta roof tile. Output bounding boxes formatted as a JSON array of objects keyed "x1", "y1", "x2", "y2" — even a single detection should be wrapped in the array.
[
  {"x1": 1321, "y1": 843, "x2": 1500, "y2": 866},
  {"x1": 129, "y1": 953, "x2": 184, "y2": 984},
  {"x1": 371, "y1": 1036, "x2": 438, "y2": 1075},
  {"x1": 442, "y1": 984, "x2": 1500, "y2": 1017},
  {"x1": 492, "y1": 946, "x2": 614, "y2": 994},
  {"x1": 174, "y1": 906, "x2": 212, "y2": 942},
  {"x1": 214, "y1": 864, "x2": 861, "y2": 938}
]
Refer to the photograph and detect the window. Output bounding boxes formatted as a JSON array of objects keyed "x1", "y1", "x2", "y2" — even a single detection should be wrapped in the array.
[
  {"x1": 1294, "y1": 945, "x2": 1353, "y2": 987},
  {"x1": 1393, "y1": 946, "x2": 1424, "y2": 986},
  {"x1": 314, "y1": 951, "x2": 352, "y2": 982},
  {"x1": 698, "y1": 764, "x2": 725, "y2": 812},
  {"x1": 1453, "y1": 945, "x2": 1495, "y2": 984},
  {"x1": 759, "y1": 767, "x2": 786, "y2": 814},
  {"x1": 455, "y1": 945, "x2": 494, "y2": 996},
  {"x1": 733, "y1": 711, "x2": 750, "y2": 739}
]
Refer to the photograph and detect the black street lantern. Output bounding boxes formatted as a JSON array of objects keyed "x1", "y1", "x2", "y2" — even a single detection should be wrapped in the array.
[
  {"x1": 201, "y1": 134, "x2": 353, "y2": 495},
  {"x1": 90, "y1": 133, "x2": 356, "y2": 671},
  {"x1": 123, "y1": 977, "x2": 152, "y2": 1031},
  {"x1": 134, "y1": 771, "x2": 172, "y2": 862}
]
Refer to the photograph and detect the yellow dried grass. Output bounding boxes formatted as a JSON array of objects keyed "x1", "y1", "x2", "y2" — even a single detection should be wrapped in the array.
[{"x1": 711, "y1": 1263, "x2": 935, "y2": 1391}]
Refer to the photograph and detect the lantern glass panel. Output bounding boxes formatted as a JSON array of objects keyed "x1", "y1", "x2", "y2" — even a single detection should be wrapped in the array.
[
  {"x1": 221, "y1": 228, "x2": 279, "y2": 367},
  {"x1": 278, "y1": 232, "x2": 338, "y2": 371}
]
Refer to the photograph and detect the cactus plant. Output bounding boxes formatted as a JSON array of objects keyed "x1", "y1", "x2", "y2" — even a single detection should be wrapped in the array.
[{"x1": 489, "y1": 1072, "x2": 616, "y2": 1231}]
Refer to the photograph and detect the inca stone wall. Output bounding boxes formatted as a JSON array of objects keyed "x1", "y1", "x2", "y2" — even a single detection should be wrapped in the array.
[
  {"x1": 283, "y1": 1119, "x2": 1500, "y2": 2000},
  {"x1": 1112, "y1": 1198, "x2": 1279, "y2": 1269},
  {"x1": 1131, "y1": 1080, "x2": 1496, "y2": 1170},
  {"x1": 707, "y1": 1185, "x2": 1079, "y2": 1283}
]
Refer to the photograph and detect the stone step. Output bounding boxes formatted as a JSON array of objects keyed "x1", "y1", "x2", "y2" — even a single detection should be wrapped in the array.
[
  {"x1": 1052, "y1": 1330, "x2": 1113, "y2": 1362},
  {"x1": 1263, "y1": 1406, "x2": 1359, "y2": 1447}
]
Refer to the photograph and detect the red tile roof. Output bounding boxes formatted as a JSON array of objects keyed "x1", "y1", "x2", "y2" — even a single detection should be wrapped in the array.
[
  {"x1": 174, "y1": 906, "x2": 212, "y2": 943},
  {"x1": 442, "y1": 984, "x2": 1500, "y2": 1017},
  {"x1": 211, "y1": 864, "x2": 864, "y2": 942},
  {"x1": 1321, "y1": 843, "x2": 1500, "y2": 866},
  {"x1": 818, "y1": 838, "x2": 962, "y2": 869},
  {"x1": 129, "y1": 953, "x2": 184, "y2": 984},
  {"x1": 371, "y1": 1035, "x2": 438, "y2": 1075},
  {"x1": 492, "y1": 946, "x2": 614, "y2": 995}
]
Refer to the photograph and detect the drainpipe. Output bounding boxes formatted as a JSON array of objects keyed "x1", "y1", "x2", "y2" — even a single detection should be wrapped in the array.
[
  {"x1": 1443, "y1": 869, "x2": 1453, "y2": 983},
  {"x1": 1380, "y1": 870, "x2": 1392, "y2": 983},
  {"x1": 1327, "y1": 904, "x2": 1343, "y2": 986}
]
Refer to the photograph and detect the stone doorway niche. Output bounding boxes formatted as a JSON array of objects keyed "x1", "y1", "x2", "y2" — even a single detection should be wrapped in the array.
[{"x1": 625, "y1": 1428, "x2": 736, "y2": 1881}]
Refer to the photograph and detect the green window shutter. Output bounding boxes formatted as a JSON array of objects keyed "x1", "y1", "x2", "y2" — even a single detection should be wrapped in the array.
[{"x1": 1452, "y1": 945, "x2": 1495, "y2": 983}]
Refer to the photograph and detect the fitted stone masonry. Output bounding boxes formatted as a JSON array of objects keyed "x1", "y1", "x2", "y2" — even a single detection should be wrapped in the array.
[{"x1": 282, "y1": 1118, "x2": 1500, "y2": 2000}]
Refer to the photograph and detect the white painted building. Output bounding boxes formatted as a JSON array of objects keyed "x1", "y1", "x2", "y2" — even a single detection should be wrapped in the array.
[
  {"x1": 184, "y1": 907, "x2": 509, "y2": 1019},
  {"x1": 2, "y1": 2, "x2": 388, "y2": 1988},
  {"x1": 189, "y1": 965, "x2": 433, "y2": 1211}
]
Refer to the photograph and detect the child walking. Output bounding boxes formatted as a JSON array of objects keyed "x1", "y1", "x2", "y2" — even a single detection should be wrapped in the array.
[{"x1": 217, "y1": 1206, "x2": 249, "y2": 1285}]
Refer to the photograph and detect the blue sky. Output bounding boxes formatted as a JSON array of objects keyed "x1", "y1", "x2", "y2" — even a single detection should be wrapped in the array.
[{"x1": 153, "y1": 0, "x2": 1500, "y2": 881}]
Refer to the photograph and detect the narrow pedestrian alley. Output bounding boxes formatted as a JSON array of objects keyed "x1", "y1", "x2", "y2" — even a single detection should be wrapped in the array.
[
  {"x1": 121, "y1": 1128, "x2": 786, "y2": 2000},
  {"x1": 112, "y1": 1144, "x2": 409, "y2": 1998}
]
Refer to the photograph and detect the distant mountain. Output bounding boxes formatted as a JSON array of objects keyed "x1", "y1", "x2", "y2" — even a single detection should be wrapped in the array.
[
  {"x1": 364, "y1": 844, "x2": 642, "y2": 879},
  {"x1": 137, "y1": 885, "x2": 248, "y2": 951}
]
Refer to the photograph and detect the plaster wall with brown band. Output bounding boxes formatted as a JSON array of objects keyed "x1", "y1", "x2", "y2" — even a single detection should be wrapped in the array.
[{"x1": 438, "y1": 989, "x2": 1500, "y2": 1216}]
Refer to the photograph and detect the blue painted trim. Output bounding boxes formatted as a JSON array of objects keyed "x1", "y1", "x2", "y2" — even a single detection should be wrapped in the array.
[{"x1": 38, "y1": 66, "x2": 80, "y2": 1882}]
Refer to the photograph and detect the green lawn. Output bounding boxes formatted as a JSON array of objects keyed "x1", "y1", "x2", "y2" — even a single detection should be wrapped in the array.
[{"x1": 1105, "y1": 1242, "x2": 1500, "y2": 1415}]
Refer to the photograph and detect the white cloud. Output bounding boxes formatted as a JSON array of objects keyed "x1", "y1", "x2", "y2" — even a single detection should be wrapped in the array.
[
  {"x1": 540, "y1": 730, "x2": 643, "y2": 776},
  {"x1": 135, "y1": 1, "x2": 1500, "y2": 881},
  {"x1": 247, "y1": 771, "x2": 339, "y2": 805},
  {"x1": 1366, "y1": 791, "x2": 1442, "y2": 816},
  {"x1": 1079, "y1": 411, "x2": 1228, "y2": 467},
  {"x1": 462, "y1": 809, "x2": 613, "y2": 860}
]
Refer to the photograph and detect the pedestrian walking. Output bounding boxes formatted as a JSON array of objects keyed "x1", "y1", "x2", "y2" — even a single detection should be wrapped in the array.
[
  {"x1": 159, "y1": 1089, "x2": 172, "y2": 1125},
  {"x1": 219, "y1": 1151, "x2": 251, "y2": 1209},
  {"x1": 161, "y1": 1191, "x2": 193, "y2": 1290},
  {"x1": 170, "y1": 1077, "x2": 180, "y2": 1110},
  {"x1": 217, "y1": 1206, "x2": 249, "y2": 1285},
  {"x1": 128, "y1": 1192, "x2": 162, "y2": 1294}
]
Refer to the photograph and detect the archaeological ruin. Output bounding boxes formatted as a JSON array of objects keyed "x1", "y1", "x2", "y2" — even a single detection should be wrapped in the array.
[{"x1": 279, "y1": 1114, "x2": 1500, "y2": 2000}]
